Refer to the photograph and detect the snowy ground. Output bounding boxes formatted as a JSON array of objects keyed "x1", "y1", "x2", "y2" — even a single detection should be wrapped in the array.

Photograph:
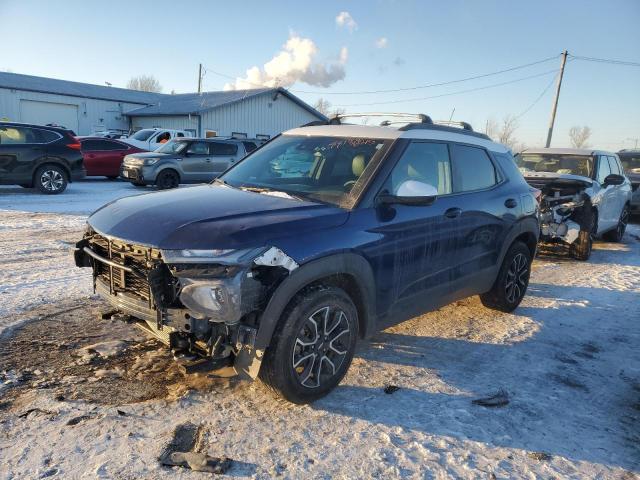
[{"x1": 1, "y1": 181, "x2": 639, "y2": 479}]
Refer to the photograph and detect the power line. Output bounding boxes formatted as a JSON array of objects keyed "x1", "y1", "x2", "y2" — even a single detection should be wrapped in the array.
[
  {"x1": 514, "y1": 71, "x2": 560, "y2": 120},
  {"x1": 333, "y1": 68, "x2": 559, "y2": 107},
  {"x1": 569, "y1": 54, "x2": 640, "y2": 67},
  {"x1": 294, "y1": 54, "x2": 560, "y2": 95},
  {"x1": 202, "y1": 54, "x2": 561, "y2": 95}
]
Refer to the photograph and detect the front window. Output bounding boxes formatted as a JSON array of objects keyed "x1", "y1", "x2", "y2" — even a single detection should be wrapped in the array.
[
  {"x1": 515, "y1": 153, "x2": 594, "y2": 177},
  {"x1": 220, "y1": 135, "x2": 390, "y2": 207},
  {"x1": 131, "y1": 129, "x2": 156, "y2": 141},
  {"x1": 620, "y1": 154, "x2": 640, "y2": 172},
  {"x1": 155, "y1": 139, "x2": 188, "y2": 154}
]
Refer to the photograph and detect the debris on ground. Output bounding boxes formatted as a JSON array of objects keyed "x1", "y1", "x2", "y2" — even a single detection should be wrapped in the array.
[
  {"x1": 383, "y1": 385, "x2": 400, "y2": 394},
  {"x1": 159, "y1": 422, "x2": 232, "y2": 474},
  {"x1": 17, "y1": 408, "x2": 57, "y2": 419},
  {"x1": 472, "y1": 389, "x2": 510, "y2": 407},
  {"x1": 66, "y1": 414, "x2": 94, "y2": 426},
  {"x1": 528, "y1": 451, "x2": 553, "y2": 461}
]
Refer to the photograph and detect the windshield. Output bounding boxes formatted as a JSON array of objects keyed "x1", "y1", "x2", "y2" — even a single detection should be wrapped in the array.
[
  {"x1": 155, "y1": 139, "x2": 188, "y2": 154},
  {"x1": 515, "y1": 153, "x2": 593, "y2": 177},
  {"x1": 220, "y1": 135, "x2": 389, "y2": 207},
  {"x1": 620, "y1": 154, "x2": 640, "y2": 172},
  {"x1": 131, "y1": 129, "x2": 156, "y2": 141}
]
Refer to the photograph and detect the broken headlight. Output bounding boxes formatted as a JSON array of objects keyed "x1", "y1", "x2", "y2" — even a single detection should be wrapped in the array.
[
  {"x1": 161, "y1": 248, "x2": 262, "y2": 264},
  {"x1": 179, "y1": 279, "x2": 242, "y2": 322}
]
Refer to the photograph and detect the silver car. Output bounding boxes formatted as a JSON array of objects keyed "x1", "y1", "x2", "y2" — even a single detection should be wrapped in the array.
[
  {"x1": 121, "y1": 138, "x2": 259, "y2": 189},
  {"x1": 618, "y1": 149, "x2": 640, "y2": 215}
]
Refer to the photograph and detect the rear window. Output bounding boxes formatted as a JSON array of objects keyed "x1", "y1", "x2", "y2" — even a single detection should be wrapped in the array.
[
  {"x1": 451, "y1": 144, "x2": 497, "y2": 192},
  {"x1": 38, "y1": 130, "x2": 60, "y2": 143},
  {"x1": 131, "y1": 129, "x2": 156, "y2": 141},
  {"x1": 210, "y1": 142, "x2": 238, "y2": 155}
]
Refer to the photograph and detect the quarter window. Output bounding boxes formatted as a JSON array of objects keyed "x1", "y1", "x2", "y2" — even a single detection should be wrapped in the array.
[
  {"x1": 450, "y1": 144, "x2": 497, "y2": 192},
  {"x1": 597, "y1": 156, "x2": 611, "y2": 183},
  {"x1": 209, "y1": 142, "x2": 238, "y2": 156},
  {"x1": 387, "y1": 142, "x2": 452, "y2": 195},
  {"x1": 38, "y1": 130, "x2": 60, "y2": 143},
  {"x1": 243, "y1": 141, "x2": 257, "y2": 153}
]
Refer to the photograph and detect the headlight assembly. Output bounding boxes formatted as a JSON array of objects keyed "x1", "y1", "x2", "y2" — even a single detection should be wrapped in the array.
[
  {"x1": 161, "y1": 247, "x2": 263, "y2": 264},
  {"x1": 144, "y1": 158, "x2": 160, "y2": 166}
]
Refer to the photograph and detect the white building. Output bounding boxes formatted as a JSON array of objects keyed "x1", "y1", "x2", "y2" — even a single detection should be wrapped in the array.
[{"x1": 0, "y1": 72, "x2": 325, "y2": 137}]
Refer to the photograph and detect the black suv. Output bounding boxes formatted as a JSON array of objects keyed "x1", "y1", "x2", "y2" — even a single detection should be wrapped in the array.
[
  {"x1": 75, "y1": 114, "x2": 539, "y2": 403},
  {"x1": 0, "y1": 122, "x2": 86, "y2": 194}
]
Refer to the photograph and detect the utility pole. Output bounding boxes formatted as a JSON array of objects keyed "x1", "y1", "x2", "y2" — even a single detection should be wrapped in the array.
[
  {"x1": 197, "y1": 63, "x2": 203, "y2": 94},
  {"x1": 545, "y1": 50, "x2": 568, "y2": 147}
]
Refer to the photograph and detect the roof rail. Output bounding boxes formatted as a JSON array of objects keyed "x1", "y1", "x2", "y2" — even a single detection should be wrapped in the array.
[
  {"x1": 326, "y1": 112, "x2": 433, "y2": 125},
  {"x1": 434, "y1": 120, "x2": 474, "y2": 131}
]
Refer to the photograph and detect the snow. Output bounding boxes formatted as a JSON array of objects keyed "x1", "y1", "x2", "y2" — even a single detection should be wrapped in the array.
[{"x1": 0, "y1": 181, "x2": 639, "y2": 479}]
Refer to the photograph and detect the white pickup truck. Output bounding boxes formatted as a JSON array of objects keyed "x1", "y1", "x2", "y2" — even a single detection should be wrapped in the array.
[{"x1": 122, "y1": 128, "x2": 193, "y2": 151}]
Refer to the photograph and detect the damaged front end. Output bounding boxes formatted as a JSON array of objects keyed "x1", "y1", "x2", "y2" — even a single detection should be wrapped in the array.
[
  {"x1": 524, "y1": 175, "x2": 595, "y2": 255},
  {"x1": 74, "y1": 228, "x2": 298, "y2": 376}
]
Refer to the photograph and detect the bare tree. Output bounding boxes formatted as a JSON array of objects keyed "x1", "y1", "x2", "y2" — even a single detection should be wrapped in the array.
[
  {"x1": 484, "y1": 115, "x2": 521, "y2": 150},
  {"x1": 568, "y1": 126, "x2": 592, "y2": 148},
  {"x1": 313, "y1": 98, "x2": 346, "y2": 118},
  {"x1": 126, "y1": 75, "x2": 162, "y2": 93}
]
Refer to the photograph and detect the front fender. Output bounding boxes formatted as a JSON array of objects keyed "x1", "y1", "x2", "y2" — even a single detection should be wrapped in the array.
[{"x1": 234, "y1": 252, "x2": 377, "y2": 379}]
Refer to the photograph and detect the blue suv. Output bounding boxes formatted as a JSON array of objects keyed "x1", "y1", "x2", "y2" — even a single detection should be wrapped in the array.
[{"x1": 75, "y1": 114, "x2": 539, "y2": 403}]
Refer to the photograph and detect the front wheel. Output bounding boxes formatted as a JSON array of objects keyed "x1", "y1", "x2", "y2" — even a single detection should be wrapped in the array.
[
  {"x1": 259, "y1": 285, "x2": 358, "y2": 404},
  {"x1": 155, "y1": 170, "x2": 180, "y2": 190},
  {"x1": 480, "y1": 241, "x2": 532, "y2": 313},
  {"x1": 603, "y1": 205, "x2": 629, "y2": 243},
  {"x1": 35, "y1": 165, "x2": 68, "y2": 194}
]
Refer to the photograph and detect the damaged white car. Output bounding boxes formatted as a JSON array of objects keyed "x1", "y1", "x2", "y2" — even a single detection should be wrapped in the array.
[{"x1": 516, "y1": 148, "x2": 633, "y2": 260}]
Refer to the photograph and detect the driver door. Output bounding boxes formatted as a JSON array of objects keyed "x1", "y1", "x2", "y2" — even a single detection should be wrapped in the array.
[
  {"x1": 181, "y1": 141, "x2": 213, "y2": 181},
  {"x1": 361, "y1": 141, "x2": 469, "y2": 326}
]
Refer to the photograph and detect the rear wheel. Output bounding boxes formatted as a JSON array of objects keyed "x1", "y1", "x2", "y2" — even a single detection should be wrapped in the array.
[
  {"x1": 480, "y1": 241, "x2": 531, "y2": 313},
  {"x1": 259, "y1": 285, "x2": 358, "y2": 404},
  {"x1": 155, "y1": 170, "x2": 180, "y2": 190},
  {"x1": 603, "y1": 205, "x2": 629, "y2": 243},
  {"x1": 35, "y1": 165, "x2": 67, "y2": 194}
]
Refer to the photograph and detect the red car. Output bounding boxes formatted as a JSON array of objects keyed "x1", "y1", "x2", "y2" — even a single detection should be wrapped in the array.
[{"x1": 80, "y1": 137, "x2": 145, "y2": 178}]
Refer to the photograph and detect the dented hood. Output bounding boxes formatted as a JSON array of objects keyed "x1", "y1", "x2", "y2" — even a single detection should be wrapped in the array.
[
  {"x1": 88, "y1": 184, "x2": 348, "y2": 250},
  {"x1": 522, "y1": 171, "x2": 593, "y2": 188}
]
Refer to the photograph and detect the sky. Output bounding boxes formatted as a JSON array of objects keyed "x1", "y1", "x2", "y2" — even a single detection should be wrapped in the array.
[{"x1": 0, "y1": 0, "x2": 638, "y2": 149}]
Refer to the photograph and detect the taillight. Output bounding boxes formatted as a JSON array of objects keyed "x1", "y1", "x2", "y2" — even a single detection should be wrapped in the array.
[{"x1": 65, "y1": 132, "x2": 81, "y2": 150}]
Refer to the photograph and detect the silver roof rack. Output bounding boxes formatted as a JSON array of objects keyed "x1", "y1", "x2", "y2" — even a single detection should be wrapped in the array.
[{"x1": 327, "y1": 112, "x2": 433, "y2": 125}]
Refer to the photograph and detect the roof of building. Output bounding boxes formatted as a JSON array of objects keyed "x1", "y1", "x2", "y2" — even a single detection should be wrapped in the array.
[
  {"x1": 0, "y1": 72, "x2": 326, "y2": 120},
  {"x1": 0, "y1": 71, "x2": 161, "y2": 104},
  {"x1": 123, "y1": 87, "x2": 326, "y2": 119},
  {"x1": 521, "y1": 147, "x2": 615, "y2": 156}
]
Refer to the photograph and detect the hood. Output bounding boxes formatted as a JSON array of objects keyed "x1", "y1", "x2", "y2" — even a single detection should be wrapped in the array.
[
  {"x1": 88, "y1": 184, "x2": 348, "y2": 250},
  {"x1": 522, "y1": 171, "x2": 593, "y2": 188}
]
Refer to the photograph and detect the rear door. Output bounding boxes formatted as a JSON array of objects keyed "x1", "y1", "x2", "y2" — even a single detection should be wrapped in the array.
[
  {"x1": 81, "y1": 139, "x2": 129, "y2": 176},
  {"x1": 209, "y1": 141, "x2": 239, "y2": 173},
  {"x1": 0, "y1": 126, "x2": 46, "y2": 183}
]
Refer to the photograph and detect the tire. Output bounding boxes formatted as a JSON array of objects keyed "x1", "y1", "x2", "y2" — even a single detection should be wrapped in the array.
[
  {"x1": 480, "y1": 241, "x2": 532, "y2": 313},
  {"x1": 259, "y1": 284, "x2": 359, "y2": 404},
  {"x1": 602, "y1": 205, "x2": 629, "y2": 243},
  {"x1": 571, "y1": 207, "x2": 596, "y2": 261},
  {"x1": 155, "y1": 169, "x2": 180, "y2": 190},
  {"x1": 34, "y1": 165, "x2": 68, "y2": 194}
]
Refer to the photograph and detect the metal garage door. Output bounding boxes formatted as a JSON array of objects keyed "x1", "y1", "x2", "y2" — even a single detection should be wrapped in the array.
[{"x1": 19, "y1": 99, "x2": 79, "y2": 133}]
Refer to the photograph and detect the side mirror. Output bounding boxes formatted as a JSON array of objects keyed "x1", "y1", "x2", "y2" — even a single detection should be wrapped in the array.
[
  {"x1": 603, "y1": 173, "x2": 624, "y2": 186},
  {"x1": 377, "y1": 180, "x2": 438, "y2": 207}
]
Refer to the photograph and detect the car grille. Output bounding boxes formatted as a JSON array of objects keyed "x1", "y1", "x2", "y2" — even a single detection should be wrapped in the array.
[{"x1": 88, "y1": 233, "x2": 162, "y2": 306}]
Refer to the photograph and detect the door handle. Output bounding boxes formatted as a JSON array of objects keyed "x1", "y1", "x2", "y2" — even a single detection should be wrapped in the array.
[
  {"x1": 444, "y1": 207, "x2": 462, "y2": 219},
  {"x1": 504, "y1": 198, "x2": 518, "y2": 208}
]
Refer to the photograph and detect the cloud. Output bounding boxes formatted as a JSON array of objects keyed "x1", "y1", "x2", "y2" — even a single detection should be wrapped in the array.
[
  {"x1": 335, "y1": 11, "x2": 357, "y2": 32},
  {"x1": 375, "y1": 37, "x2": 388, "y2": 49},
  {"x1": 224, "y1": 35, "x2": 348, "y2": 90},
  {"x1": 393, "y1": 57, "x2": 405, "y2": 66}
]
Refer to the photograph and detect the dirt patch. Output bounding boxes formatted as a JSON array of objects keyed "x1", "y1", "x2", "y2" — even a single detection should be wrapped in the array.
[{"x1": 0, "y1": 298, "x2": 233, "y2": 410}]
